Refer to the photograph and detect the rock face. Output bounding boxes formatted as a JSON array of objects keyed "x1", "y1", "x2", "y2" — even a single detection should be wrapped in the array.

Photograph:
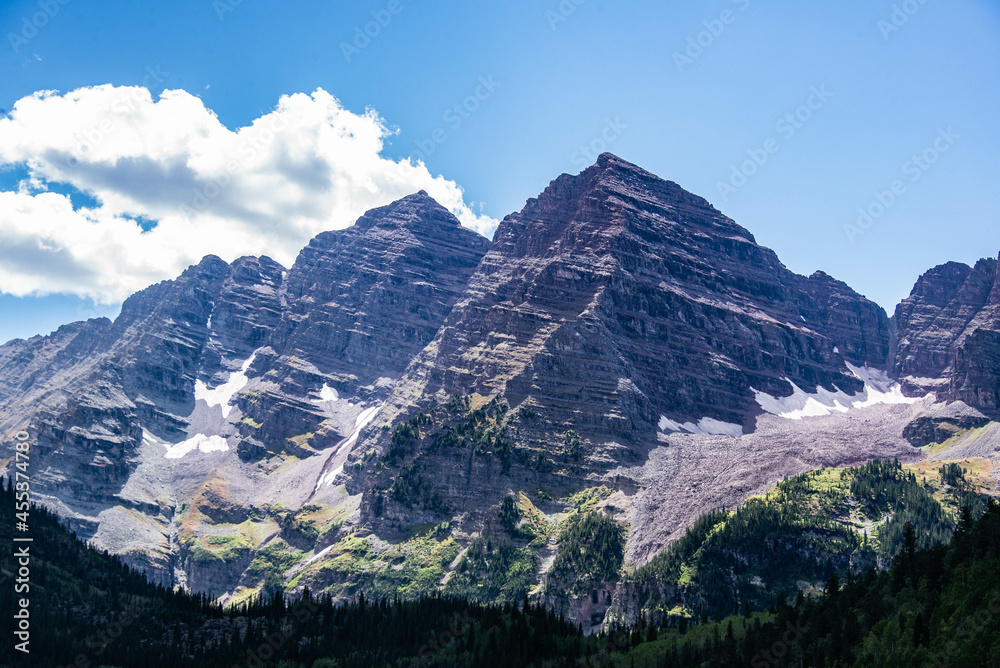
[
  {"x1": 236, "y1": 192, "x2": 492, "y2": 458},
  {"x1": 0, "y1": 258, "x2": 236, "y2": 506},
  {"x1": 892, "y1": 253, "x2": 1000, "y2": 414},
  {"x1": 0, "y1": 192, "x2": 490, "y2": 588},
  {"x1": 350, "y1": 154, "x2": 892, "y2": 534},
  {"x1": 951, "y1": 328, "x2": 1000, "y2": 414},
  {"x1": 900, "y1": 401, "x2": 991, "y2": 447}
]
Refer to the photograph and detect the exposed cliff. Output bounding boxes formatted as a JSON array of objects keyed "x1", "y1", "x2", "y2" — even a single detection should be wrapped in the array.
[{"x1": 892, "y1": 253, "x2": 1000, "y2": 415}]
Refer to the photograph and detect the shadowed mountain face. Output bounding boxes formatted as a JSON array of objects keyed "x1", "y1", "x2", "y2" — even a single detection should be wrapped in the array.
[
  {"x1": 350, "y1": 154, "x2": 892, "y2": 531},
  {"x1": 892, "y1": 254, "x2": 1000, "y2": 414}
]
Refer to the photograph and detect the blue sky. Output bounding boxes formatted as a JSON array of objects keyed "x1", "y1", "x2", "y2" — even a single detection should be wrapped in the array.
[{"x1": 0, "y1": 0, "x2": 998, "y2": 343}]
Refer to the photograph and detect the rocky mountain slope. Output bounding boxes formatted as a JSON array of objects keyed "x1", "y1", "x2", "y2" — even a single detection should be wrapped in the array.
[
  {"x1": 348, "y1": 153, "x2": 893, "y2": 534},
  {"x1": 0, "y1": 191, "x2": 490, "y2": 587},
  {"x1": 892, "y1": 253, "x2": 1000, "y2": 415},
  {"x1": 0, "y1": 155, "x2": 997, "y2": 628}
]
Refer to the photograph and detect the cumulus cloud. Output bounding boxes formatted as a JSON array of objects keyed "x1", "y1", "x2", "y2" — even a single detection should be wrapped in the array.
[{"x1": 0, "y1": 85, "x2": 498, "y2": 301}]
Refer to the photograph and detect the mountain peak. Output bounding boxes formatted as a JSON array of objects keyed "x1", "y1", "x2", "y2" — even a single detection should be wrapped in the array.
[
  {"x1": 564, "y1": 153, "x2": 723, "y2": 221},
  {"x1": 593, "y1": 151, "x2": 642, "y2": 170},
  {"x1": 583, "y1": 152, "x2": 661, "y2": 185},
  {"x1": 353, "y1": 190, "x2": 462, "y2": 234},
  {"x1": 508, "y1": 152, "x2": 745, "y2": 250}
]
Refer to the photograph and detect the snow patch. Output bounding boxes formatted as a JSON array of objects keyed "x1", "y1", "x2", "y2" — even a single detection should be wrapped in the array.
[
  {"x1": 312, "y1": 383, "x2": 339, "y2": 404},
  {"x1": 753, "y1": 362, "x2": 920, "y2": 421},
  {"x1": 354, "y1": 404, "x2": 381, "y2": 430},
  {"x1": 316, "y1": 466, "x2": 343, "y2": 489},
  {"x1": 658, "y1": 416, "x2": 744, "y2": 437},
  {"x1": 195, "y1": 351, "x2": 259, "y2": 419},
  {"x1": 314, "y1": 403, "x2": 383, "y2": 490},
  {"x1": 303, "y1": 544, "x2": 334, "y2": 567},
  {"x1": 163, "y1": 434, "x2": 229, "y2": 459}
]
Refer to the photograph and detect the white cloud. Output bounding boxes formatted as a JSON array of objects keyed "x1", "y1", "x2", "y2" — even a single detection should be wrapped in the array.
[{"x1": 0, "y1": 86, "x2": 498, "y2": 301}]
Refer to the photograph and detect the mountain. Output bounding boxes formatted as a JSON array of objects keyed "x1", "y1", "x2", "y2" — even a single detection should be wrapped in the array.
[
  {"x1": 348, "y1": 153, "x2": 895, "y2": 534},
  {"x1": 0, "y1": 155, "x2": 996, "y2": 629},
  {"x1": 361, "y1": 154, "x2": 888, "y2": 438},
  {"x1": 614, "y1": 457, "x2": 990, "y2": 622},
  {"x1": 892, "y1": 254, "x2": 1000, "y2": 416},
  {"x1": 0, "y1": 476, "x2": 594, "y2": 668},
  {"x1": 0, "y1": 191, "x2": 490, "y2": 588}
]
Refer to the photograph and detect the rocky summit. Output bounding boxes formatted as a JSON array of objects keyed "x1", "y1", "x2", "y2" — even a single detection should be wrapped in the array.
[{"x1": 1, "y1": 155, "x2": 997, "y2": 630}]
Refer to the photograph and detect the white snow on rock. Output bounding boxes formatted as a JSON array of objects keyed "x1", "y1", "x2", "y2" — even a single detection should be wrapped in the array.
[
  {"x1": 312, "y1": 383, "x2": 340, "y2": 404},
  {"x1": 303, "y1": 544, "x2": 334, "y2": 567},
  {"x1": 315, "y1": 403, "x2": 384, "y2": 490},
  {"x1": 163, "y1": 434, "x2": 230, "y2": 459},
  {"x1": 316, "y1": 468, "x2": 340, "y2": 490},
  {"x1": 658, "y1": 416, "x2": 744, "y2": 438},
  {"x1": 354, "y1": 404, "x2": 381, "y2": 431},
  {"x1": 657, "y1": 364, "x2": 921, "y2": 437},
  {"x1": 753, "y1": 362, "x2": 920, "y2": 421},
  {"x1": 194, "y1": 351, "x2": 259, "y2": 419}
]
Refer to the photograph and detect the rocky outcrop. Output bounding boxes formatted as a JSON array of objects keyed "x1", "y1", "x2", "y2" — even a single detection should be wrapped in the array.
[
  {"x1": 279, "y1": 192, "x2": 491, "y2": 386},
  {"x1": 892, "y1": 253, "x2": 1000, "y2": 414},
  {"x1": 798, "y1": 270, "x2": 891, "y2": 368},
  {"x1": 198, "y1": 255, "x2": 287, "y2": 384},
  {"x1": 0, "y1": 317, "x2": 110, "y2": 410},
  {"x1": 901, "y1": 401, "x2": 992, "y2": 447},
  {"x1": 950, "y1": 328, "x2": 1000, "y2": 414},
  {"x1": 107, "y1": 256, "x2": 232, "y2": 438}
]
